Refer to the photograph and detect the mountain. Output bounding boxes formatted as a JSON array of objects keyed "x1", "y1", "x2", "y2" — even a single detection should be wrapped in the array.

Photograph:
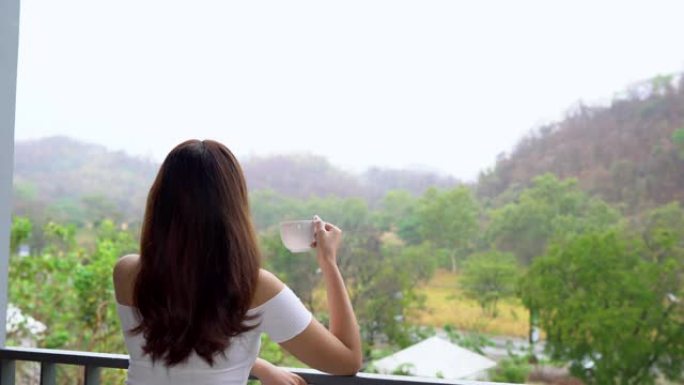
[
  {"x1": 241, "y1": 154, "x2": 364, "y2": 199},
  {"x1": 478, "y1": 74, "x2": 684, "y2": 212},
  {"x1": 242, "y1": 155, "x2": 458, "y2": 203},
  {"x1": 12, "y1": 137, "x2": 459, "y2": 224},
  {"x1": 13, "y1": 136, "x2": 158, "y2": 225},
  {"x1": 360, "y1": 167, "x2": 459, "y2": 203},
  {"x1": 16, "y1": 73, "x2": 682, "y2": 227}
]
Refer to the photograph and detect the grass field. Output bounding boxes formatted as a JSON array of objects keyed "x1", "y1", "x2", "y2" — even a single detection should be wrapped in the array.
[{"x1": 412, "y1": 270, "x2": 529, "y2": 337}]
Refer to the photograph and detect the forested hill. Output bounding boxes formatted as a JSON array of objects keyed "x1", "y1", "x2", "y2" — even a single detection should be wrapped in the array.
[
  {"x1": 12, "y1": 137, "x2": 458, "y2": 224},
  {"x1": 15, "y1": 74, "x2": 684, "y2": 224},
  {"x1": 242, "y1": 155, "x2": 458, "y2": 202},
  {"x1": 478, "y1": 74, "x2": 684, "y2": 213},
  {"x1": 13, "y1": 137, "x2": 158, "y2": 225}
]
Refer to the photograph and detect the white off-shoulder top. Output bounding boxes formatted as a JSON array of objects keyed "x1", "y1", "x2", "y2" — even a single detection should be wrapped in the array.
[{"x1": 116, "y1": 286, "x2": 313, "y2": 385}]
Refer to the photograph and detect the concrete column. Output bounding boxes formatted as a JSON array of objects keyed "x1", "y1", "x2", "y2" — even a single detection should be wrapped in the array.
[{"x1": 0, "y1": 0, "x2": 21, "y2": 347}]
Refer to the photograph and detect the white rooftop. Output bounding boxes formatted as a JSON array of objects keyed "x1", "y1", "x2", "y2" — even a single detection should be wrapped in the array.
[{"x1": 373, "y1": 336, "x2": 497, "y2": 380}]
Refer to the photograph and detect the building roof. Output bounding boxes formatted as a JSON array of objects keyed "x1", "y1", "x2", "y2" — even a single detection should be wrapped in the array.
[{"x1": 372, "y1": 336, "x2": 497, "y2": 380}]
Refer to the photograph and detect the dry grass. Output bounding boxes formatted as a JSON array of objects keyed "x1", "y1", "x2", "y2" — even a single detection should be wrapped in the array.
[
  {"x1": 411, "y1": 269, "x2": 529, "y2": 337},
  {"x1": 311, "y1": 269, "x2": 529, "y2": 337}
]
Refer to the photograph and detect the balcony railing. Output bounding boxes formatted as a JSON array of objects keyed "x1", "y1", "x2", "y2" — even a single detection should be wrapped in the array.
[{"x1": 0, "y1": 347, "x2": 508, "y2": 385}]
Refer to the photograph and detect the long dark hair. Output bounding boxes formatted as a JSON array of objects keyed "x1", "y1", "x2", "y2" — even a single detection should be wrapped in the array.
[{"x1": 132, "y1": 140, "x2": 261, "y2": 366}]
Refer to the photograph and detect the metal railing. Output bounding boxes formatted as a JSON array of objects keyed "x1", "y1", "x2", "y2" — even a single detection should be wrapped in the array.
[
  {"x1": 0, "y1": 347, "x2": 507, "y2": 385},
  {"x1": 0, "y1": 347, "x2": 126, "y2": 385}
]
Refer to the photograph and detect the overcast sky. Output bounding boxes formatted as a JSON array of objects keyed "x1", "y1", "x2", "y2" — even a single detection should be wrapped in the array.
[{"x1": 13, "y1": 0, "x2": 684, "y2": 180}]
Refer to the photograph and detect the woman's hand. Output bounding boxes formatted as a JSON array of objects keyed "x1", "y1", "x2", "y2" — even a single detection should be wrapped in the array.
[
  {"x1": 311, "y1": 215, "x2": 342, "y2": 265},
  {"x1": 252, "y1": 358, "x2": 307, "y2": 385},
  {"x1": 259, "y1": 366, "x2": 307, "y2": 385}
]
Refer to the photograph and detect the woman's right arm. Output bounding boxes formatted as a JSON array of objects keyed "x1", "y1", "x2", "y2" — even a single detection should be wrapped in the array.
[{"x1": 278, "y1": 217, "x2": 362, "y2": 375}]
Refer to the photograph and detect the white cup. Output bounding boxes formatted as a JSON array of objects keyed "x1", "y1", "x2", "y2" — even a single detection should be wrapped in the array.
[{"x1": 279, "y1": 220, "x2": 315, "y2": 253}]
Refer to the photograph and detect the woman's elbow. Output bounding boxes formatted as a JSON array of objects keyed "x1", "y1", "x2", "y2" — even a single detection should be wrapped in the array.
[
  {"x1": 348, "y1": 359, "x2": 363, "y2": 375},
  {"x1": 330, "y1": 355, "x2": 362, "y2": 376}
]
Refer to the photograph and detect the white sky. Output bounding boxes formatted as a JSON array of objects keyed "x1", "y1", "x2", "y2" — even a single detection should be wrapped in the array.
[{"x1": 13, "y1": 0, "x2": 684, "y2": 181}]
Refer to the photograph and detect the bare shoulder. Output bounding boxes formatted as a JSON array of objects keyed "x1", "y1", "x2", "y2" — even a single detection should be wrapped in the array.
[
  {"x1": 113, "y1": 254, "x2": 140, "y2": 305},
  {"x1": 113, "y1": 254, "x2": 140, "y2": 280},
  {"x1": 251, "y1": 269, "x2": 286, "y2": 308}
]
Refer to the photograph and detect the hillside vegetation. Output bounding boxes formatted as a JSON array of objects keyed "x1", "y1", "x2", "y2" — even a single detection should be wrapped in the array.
[
  {"x1": 12, "y1": 138, "x2": 458, "y2": 228},
  {"x1": 478, "y1": 74, "x2": 684, "y2": 213}
]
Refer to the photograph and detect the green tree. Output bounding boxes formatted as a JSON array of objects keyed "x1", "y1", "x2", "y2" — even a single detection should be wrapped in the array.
[
  {"x1": 250, "y1": 190, "x2": 300, "y2": 231},
  {"x1": 416, "y1": 186, "x2": 479, "y2": 271},
  {"x1": 8, "y1": 220, "x2": 137, "y2": 384},
  {"x1": 489, "y1": 349, "x2": 532, "y2": 384},
  {"x1": 638, "y1": 202, "x2": 684, "y2": 264},
  {"x1": 373, "y1": 190, "x2": 421, "y2": 244},
  {"x1": 673, "y1": 128, "x2": 684, "y2": 159},
  {"x1": 302, "y1": 196, "x2": 371, "y2": 232},
  {"x1": 394, "y1": 242, "x2": 439, "y2": 284},
  {"x1": 340, "y1": 231, "x2": 432, "y2": 356},
  {"x1": 10, "y1": 216, "x2": 32, "y2": 254},
  {"x1": 42, "y1": 221, "x2": 77, "y2": 256},
  {"x1": 488, "y1": 173, "x2": 619, "y2": 265},
  {"x1": 520, "y1": 227, "x2": 684, "y2": 385},
  {"x1": 81, "y1": 194, "x2": 122, "y2": 226},
  {"x1": 460, "y1": 251, "x2": 519, "y2": 317}
]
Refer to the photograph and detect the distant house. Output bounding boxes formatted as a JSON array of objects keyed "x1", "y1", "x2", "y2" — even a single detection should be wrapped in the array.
[
  {"x1": 18, "y1": 244, "x2": 30, "y2": 257},
  {"x1": 372, "y1": 336, "x2": 497, "y2": 380}
]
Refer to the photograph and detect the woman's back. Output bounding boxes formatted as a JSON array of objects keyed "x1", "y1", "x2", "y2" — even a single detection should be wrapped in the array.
[
  {"x1": 118, "y1": 303, "x2": 260, "y2": 385},
  {"x1": 115, "y1": 256, "x2": 312, "y2": 385}
]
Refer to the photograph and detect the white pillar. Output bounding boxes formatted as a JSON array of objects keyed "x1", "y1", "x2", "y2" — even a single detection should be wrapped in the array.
[{"x1": 0, "y1": 0, "x2": 21, "y2": 347}]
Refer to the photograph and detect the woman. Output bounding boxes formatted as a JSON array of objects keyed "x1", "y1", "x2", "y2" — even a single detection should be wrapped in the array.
[{"x1": 113, "y1": 140, "x2": 362, "y2": 385}]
